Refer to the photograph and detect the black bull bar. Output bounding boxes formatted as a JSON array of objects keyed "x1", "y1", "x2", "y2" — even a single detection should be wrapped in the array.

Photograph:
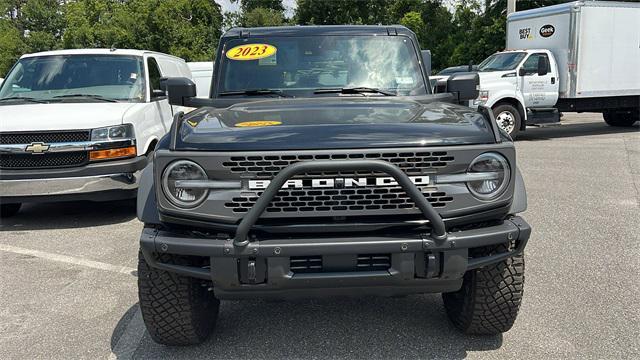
[{"x1": 232, "y1": 160, "x2": 448, "y2": 247}]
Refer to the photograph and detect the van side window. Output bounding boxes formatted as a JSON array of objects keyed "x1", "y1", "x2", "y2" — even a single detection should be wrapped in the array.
[
  {"x1": 521, "y1": 53, "x2": 550, "y2": 75},
  {"x1": 147, "y1": 57, "x2": 162, "y2": 91}
]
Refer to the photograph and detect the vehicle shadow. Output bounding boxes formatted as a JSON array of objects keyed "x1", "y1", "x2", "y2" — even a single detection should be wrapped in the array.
[
  {"x1": 0, "y1": 199, "x2": 137, "y2": 231},
  {"x1": 518, "y1": 120, "x2": 638, "y2": 141},
  {"x1": 112, "y1": 296, "x2": 503, "y2": 359}
]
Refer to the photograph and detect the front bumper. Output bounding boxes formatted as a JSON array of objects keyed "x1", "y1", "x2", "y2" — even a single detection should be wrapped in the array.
[
  {"x1": 140, "y1": 216, "x2": 530, "y2": 299},
  {"x1": 0, "y1": 155, "x2": 147, "y2": 203}
]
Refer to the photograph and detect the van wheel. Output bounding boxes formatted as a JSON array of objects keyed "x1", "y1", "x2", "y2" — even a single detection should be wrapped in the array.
[
  {"x1": 603, "y1": 109, "x2": 639, "y2": 127},
  {"x1": 0, "y1": 203, "x2": 21, "y2": 218},
  {"x1": 493, "y1": 104, "x2": 522, "y2": 139},
  {"x1": 442, "y1": 243, "x2": 525, "y2": 335},
  {"x1": 138, "y1": 251, "x2": 219, "y2": 345}
]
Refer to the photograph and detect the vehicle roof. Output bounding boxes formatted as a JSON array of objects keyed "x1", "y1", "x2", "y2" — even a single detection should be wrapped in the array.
[
  {"x1": 223, "y1": 25, "x2": 414, "y2": 38},
  {"x1": 20, "y1": 48, "x2": 185, "y2": 61},
  {"x1": 498, "y1": 49, "x2": 549, "y2": 53},
  {"x1": 187, "y1": 62, "x2": 214, "y2": 71}
]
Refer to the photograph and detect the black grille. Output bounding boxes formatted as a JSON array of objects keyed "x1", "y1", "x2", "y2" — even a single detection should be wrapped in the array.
[
  {"x1": 289, "y1": 254, "x2": 391, "y2": 273},
  {"x1": 0, "y1": 152, "x2": 89, "y2": 169},
  {"x1": 222, "y1": 151, "x2": 454, "y2": 178},
  {"x1": 0, "y1": 131, "x2": 90, "y2": 144},
  {"x1": 226, "y1": 187, "x2": 453, "y2": 213},
  {"x1": 357, "y1": 254, "x2": 391, "y2": 271},
  {"x1": 290, "y1": 256, "x2": 322, "y2": 273}
]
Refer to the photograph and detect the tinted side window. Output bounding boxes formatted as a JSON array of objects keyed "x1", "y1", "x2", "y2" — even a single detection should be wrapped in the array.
[
  {"x1": 147, "y1": 57, "x2": 162, "y2": 90},
  {"x1": 521, "y1": 53, "x2": 550, "y2": 75}
]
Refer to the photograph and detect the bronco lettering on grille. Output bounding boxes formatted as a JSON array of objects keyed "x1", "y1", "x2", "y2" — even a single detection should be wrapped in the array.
[{"x1": 248, "y1": 176, "x2": 429, "y2": 190}]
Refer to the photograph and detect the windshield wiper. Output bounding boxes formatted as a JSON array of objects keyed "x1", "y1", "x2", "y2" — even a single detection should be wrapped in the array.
[
  {"x1": 313, "y1": 87, "x2": 395, "y2": 96},
  {"x1": 0, "y1": 96, "x2": 48, "y2": 104},
  {"x1": 218, "y1": 89, "x2": 292, "y2": 97},
  {"x1": 53, "y1": 94, "x2": 118, "y2": 102}
]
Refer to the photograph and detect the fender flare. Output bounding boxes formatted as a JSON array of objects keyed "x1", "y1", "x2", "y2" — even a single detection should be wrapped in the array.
[
  {"x1": 136, "y1": 161, "x2": 161, "y2": 225},
  {"x1": 509, "y1": 166, "x2": 528, "y2": 214}
]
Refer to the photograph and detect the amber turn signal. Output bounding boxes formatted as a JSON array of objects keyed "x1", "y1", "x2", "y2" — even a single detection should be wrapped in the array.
[{"x1": 89, "y1": 146, "x2": 136, "y2": 161}]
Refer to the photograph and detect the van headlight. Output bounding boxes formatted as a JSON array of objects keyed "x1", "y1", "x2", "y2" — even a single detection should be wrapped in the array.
[
  {"x1": 466, "y1": 152, "x2": 510, "y2": 200},
  {"x1": 162, "y1": 160, "x2": 209, "y2": 208},
  {"x1": 91, "y1": 124, "x2": 134, "y2": 141}
]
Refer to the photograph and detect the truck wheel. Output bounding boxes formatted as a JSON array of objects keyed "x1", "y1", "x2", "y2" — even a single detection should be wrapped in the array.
[
  {"x1": 603, "y1": 109, "x2": 639, "y2": 127},
  {"x1": 442, "y1": 243, "x2": 524, "y2": 335},
  {"x1": 493, "y1": 104, "x2": 521, "y2": 139},
  {"x1": 0, "y1": 203, "x2": 21, "y2": 218},
  {"x1": 138, "y1": 251, "x2": 219, "y2": 345}
]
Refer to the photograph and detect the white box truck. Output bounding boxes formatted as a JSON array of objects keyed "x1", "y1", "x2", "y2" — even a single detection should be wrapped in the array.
[{"x1": 473, "y1": 1, "x2": 640, "y2": 137}]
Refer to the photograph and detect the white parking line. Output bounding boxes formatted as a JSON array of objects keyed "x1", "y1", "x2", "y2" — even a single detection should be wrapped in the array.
[
  {"x1": 0, "y1": 243, "x2": 136, "y2": 275},
  {"x1": 109, "y1": 306, "x2": 145, "y2": 360}
]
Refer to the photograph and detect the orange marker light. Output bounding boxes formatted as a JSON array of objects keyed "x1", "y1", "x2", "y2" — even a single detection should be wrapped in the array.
[{"x1": 89, "y1": 146, "x2": 137, "y2": 161}]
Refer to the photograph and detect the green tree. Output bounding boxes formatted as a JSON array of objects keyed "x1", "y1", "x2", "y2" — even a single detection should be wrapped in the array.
[
  {"x1": 244, "y1": 7, "x2": 284, "y2": 27},
  {"x1": 234, "y1": 0, "x2": 284, "y2": 13},
  {"x1": 295, "y1": 0, "x2": 393, "y2": 25},
  {"x1": 0, "y1": 0, "x2": 65, "y2": 75}
]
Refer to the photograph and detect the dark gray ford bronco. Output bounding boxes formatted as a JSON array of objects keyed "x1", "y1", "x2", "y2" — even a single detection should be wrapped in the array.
[{"x1": 137, "y1": 26, "x2": 531, "y2": 345}]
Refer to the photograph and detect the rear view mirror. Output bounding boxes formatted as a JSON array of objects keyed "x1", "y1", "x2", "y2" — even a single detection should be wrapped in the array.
[
  {"x1": 537, "y1": 56, "x2": 549, "y2": 76},
  {"x1": 165, "y1": 77, "x2": 197, "y2": 106},
  {"x1": 447, "y1": 72, "x2": 479, "y2": 103}
]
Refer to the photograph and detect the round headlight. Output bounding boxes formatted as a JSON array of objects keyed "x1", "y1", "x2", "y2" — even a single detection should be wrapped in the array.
[
  {"x1": 162, "y1": 160, "x2": 209, "y2": 208},
  {"x1": 466, "y1": 152, "x2": 510, "y2": 200}
]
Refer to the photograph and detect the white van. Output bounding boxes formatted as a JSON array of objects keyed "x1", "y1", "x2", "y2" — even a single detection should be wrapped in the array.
[
  {"x1": 187, "y1": 62, "x2": 213, "y2": 98},
  {"x1": 0, "y1": 49, "x2": 191, "y2": 217}
]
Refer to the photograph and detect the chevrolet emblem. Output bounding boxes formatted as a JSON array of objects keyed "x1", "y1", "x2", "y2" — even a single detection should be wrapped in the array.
[{"x1": 25, "y1": 142, "x2": 50, "y2": 154}]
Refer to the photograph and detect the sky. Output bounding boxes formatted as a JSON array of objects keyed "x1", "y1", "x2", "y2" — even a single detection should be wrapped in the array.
[{"x1": 215, "y1": 0, "x2": 298, "y2": 17}]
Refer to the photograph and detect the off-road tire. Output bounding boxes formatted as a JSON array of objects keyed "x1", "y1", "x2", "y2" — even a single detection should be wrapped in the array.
[
  {"x1": 492, "y1": 104, "x2": 522, "y2": 139},
  {"x1": 442, "y1": 243, "x2": 525, "y2": 335},
  {"x1": 0, "y1": 203, "x2": 21, "y2": 218},
  {"x1": 603, "y1": 109, "x2": 639, "y2": 127},
  {"x1": 138, "y1": 251, "x2": 219, "y2": 346}
]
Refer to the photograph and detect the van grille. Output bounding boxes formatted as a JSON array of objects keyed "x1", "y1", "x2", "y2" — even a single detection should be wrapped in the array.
[
  {"x1": 0, "y1": 131, "x2": 90, "y2": 144},
  {"x1": 0, "y1": 152, "x2": 89, "y2": 169}
]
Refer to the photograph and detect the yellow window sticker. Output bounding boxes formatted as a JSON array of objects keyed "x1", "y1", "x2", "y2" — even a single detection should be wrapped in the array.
[
  {"x1": 235, "y1": 121, "x2": 282, "y2": 127},
  {"x1": 226, "y1": 44, "x2": 277, "y2": 61}
]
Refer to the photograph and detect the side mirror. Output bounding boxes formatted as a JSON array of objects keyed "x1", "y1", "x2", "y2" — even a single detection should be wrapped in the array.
[
  {"x1": 421, "y1": 50, "x2": 432, "y2": 75},
  {"x1": 518, "y1": 67, "x2": 526, "y2": 77},
  {"x1": 159, "y1": 77, "x2": 168, "y2": 92},
  {"x1": 537, "y1": 56, "x2": 549, "y2": 76},
  {"x1": 165, "y1": 77, "x2": 197, "y2": 106},
  {"x1": 447, "y1": 72, "x2": 479, "y2": 102}
]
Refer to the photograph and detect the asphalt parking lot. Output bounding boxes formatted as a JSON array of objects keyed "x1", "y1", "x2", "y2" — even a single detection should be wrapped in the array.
[{"x1": 0, "y1": 113, "x2": 638, "y2": 359}]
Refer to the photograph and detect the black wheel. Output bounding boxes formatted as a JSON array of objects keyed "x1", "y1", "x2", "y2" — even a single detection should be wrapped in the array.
[
  {"x1": 492, "y1": 104, "x2": 522, "y2": 139},
  {"x1": 138, "y1": 251, "x2": 219, "y2": 346},
  {"x1": 442, "y1": 243, "x2": 525, "y2": 335},
  {"x1": 0, "y1": 203, "x2": 21, "y2": 218},
  {"x1": 603, "y1": 109, "x2": 639, "y2": 127}
]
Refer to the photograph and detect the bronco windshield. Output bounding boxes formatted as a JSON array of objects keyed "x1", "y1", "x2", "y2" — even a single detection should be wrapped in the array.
[
  {"x1": 217, "y1": 36, "x2": 426, "y2": 96},
  {"x1": 0, "y1": 55, "x2": 145, "y2": 104},
  {"x1": 478, "y1": 52, "x2": 526, "y2": 72}
]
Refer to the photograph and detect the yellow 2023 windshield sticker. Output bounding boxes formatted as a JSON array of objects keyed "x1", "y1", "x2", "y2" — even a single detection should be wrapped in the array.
[{"x1": 226, "y1": 44, "x2": 277, "y2": 61}]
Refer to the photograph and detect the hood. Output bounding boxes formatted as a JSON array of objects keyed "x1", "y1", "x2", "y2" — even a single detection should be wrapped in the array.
[
  {"x1": 176, "y1": 98, "x2": 495, "y2": 151},
  {"x1": 0, "y1": 102, "x2": 139, "y2": 132},
  {"x1": 477, "y1": 71, "x2": 517, "y2": 86}
]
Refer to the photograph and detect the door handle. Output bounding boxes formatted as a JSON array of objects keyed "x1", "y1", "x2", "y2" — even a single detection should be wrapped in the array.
[{"x1": 551, "y1": 77, "x2": 556, "y2": 84}]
